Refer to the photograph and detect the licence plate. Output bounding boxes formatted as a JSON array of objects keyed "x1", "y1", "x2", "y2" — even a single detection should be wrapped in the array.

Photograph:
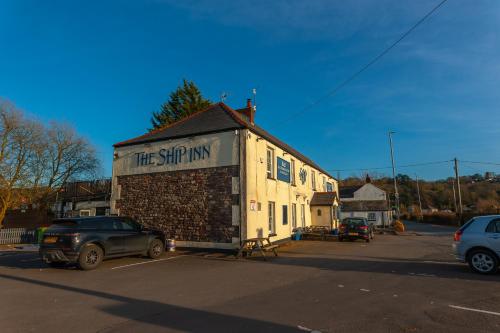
[
  {"x1": 348, "y1": 232, "x2": 358, "y2": 236},
  {"x1": 44, "y1": 236, "x2": 58, "y2": 244}
]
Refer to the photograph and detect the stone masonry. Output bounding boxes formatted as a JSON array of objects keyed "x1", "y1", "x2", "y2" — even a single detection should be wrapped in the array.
[{"x1": 116, "y1": 166, "x2": 239, "y2": 243}]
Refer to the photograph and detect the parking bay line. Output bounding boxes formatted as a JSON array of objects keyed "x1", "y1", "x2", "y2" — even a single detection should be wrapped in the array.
[
  {"x1": 111, "y1": 255, "x2": 189, "y2": 270},
  {"x1": 449, "y1": 305, "x2": 500, "y2": 317}
]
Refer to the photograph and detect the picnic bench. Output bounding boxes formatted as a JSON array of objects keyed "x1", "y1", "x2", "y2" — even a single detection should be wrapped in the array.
[{"x1": 236, "y1": 237, "x2": 279, "y2": 260}]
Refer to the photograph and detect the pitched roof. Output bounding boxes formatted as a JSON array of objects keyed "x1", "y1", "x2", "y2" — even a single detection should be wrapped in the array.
[
  {"x1": 340, "y1": 200, "x2": 390, "y2": 212},
  {"x1": 310, "y1": 192, "x2": 338, "y2": 206},
  {"x1": 114, "y1": 102, "x2": 336, "y2": 179},
  {"x1": 339, "y1": 185, "x2": 363, "y2": 198}
]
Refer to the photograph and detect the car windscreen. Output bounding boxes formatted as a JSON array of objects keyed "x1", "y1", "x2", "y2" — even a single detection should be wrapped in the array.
[{"x1": 342, "y1": 218, "x2": 366, "y2": 226}]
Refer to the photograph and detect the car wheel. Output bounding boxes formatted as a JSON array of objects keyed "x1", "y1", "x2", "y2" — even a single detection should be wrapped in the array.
[
  {"x1": 467, "y1": 249, "x2": 499, "y2": 275},
  {"x1": 148, "y1": 239, "x2": 164, "y2": 259},
  {"x1": 78, "y1": 244, "x2": 103, "y2": 271}
]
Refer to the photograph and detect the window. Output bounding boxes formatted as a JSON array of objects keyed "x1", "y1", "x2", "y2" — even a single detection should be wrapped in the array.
[
  {"x1": 367, "y1": 212, "x2": 376, "y2": 221},
  {"x1": 291, "y1": 159, "x2": 296, "y2": 185},
  {"x1": 268, "y1": 202, "x2": 276, "y2": 234},
  {"x1": 266, "y1": 148, "x2": 274, "y2": 179},
  {"x1": 300, "y1": 204, "x2": 305, "y2": 227},
  {"x1": 486, "y1": 219, "x2": 500, "y2": 233},
  {"x1": 282, "y1": 205, "x2": 288, "y2": 225},
  {"x1": 291, "y1": 203, "x2": 297, "y2": 228},
  {"x1": 322, "y1": 176, "x2": 326, "y2": 191},
  {"x1": 257, "y1": 202, "x2": 262, "y2": 211},
  {"x1": 311, "y1": 171, "x2": 316, "y2": 190},
  {"x1": 79, "y1": 210, "x2": 91, "y2": 217},
  {"x1": 317, "y1": 209, "x2": 322, "y2": 216}
]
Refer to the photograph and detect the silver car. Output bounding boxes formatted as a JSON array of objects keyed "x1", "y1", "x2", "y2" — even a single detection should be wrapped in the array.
[{"x1": 453, "y1": 215, "x2": 500, "y2": 274}]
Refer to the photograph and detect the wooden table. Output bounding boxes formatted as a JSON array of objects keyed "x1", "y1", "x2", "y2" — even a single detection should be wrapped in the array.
[{"x1": 236, "y1": 237, "x2": 279, "y2": 260}]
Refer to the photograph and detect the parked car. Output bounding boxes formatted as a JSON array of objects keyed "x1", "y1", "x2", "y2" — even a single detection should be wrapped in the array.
[
  {"x1": 338, "y1": 217, "x2": 374, "y2": 242},
  {"x1": 453, "y1": 215, "x2": 500, "y2": 274},
  {"x1": 39, "y1": 216, "x2": 166, "y2": 270}
]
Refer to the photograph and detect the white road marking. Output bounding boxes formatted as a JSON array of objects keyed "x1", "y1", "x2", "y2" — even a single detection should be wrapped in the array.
[
  {"x1": 449, "y1": 305, "x2": 500, "y2": 317},
  {"x1": 360, "y1": 289, "x2": 370, "y2": 292},
  {"x1": 111, "y1": 255, "x2": 188, "y2": 270},
  {"x1": 337, "y1": 284, "x2": 344, "y2": 288}
]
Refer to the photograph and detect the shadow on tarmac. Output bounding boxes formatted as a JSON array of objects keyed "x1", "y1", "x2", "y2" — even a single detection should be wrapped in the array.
[{"x1": 0, "y1": 273, "x2": 298, "y2": 332}]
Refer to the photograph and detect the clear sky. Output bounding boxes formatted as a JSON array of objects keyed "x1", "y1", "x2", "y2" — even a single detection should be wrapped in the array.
[{"x1": 1, "y1": 0, "x2": 499, "y2": 180}]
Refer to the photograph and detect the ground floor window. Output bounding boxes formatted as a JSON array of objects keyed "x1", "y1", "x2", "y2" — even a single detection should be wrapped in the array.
[
  {"x1": 282, "y1": 205, "x2": 288, "y2": 225},
  {"x1": 367, "y1": 212, "x2": 376, "y2": 221},
  {"x1": 268, "y1": 202, "x2": 276, "y2": 235},
  {"x1": 291, "y1": 203, "x2": 297, "y2": 228},
  {"x1": 300, "y1": 204, "x2": 305, "y2": 227}
]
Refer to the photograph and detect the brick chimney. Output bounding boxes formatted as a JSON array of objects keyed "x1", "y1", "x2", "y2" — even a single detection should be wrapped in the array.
[
  {"x1": 238, "y1": 99, "x2": 255, "y2": 124},
  {"x1": 365, "y1": 174, "x2": 372, "y2": 183}
]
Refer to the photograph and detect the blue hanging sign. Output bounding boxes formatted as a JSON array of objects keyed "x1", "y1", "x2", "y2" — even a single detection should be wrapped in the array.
[{"x1": 276, "y1": 157, "x2": 291, "y2": 183}]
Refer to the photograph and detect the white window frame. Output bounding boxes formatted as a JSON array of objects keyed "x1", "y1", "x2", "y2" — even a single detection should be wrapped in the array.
[
  {"x1": 268, "y1": 201, "x2": 276, "y2": 235},
  {"x1": 266, "y1": 147, "x2": 275, "y2": 179},
  {"x1": 290, "y1": 159, "x2": 296, "y2": 185},
  {"x1": 367, "y1": 212, "x2": 376, "y2": 221},
  {"x1": 300, "y1": 204, "x2": 305, "y2": 227},
  {"x1": 291, "y1": 203, "x2": 297, "y2": 229},
  {"x1": 79, "y1": 209, "x2": 91, "y2": 217}
]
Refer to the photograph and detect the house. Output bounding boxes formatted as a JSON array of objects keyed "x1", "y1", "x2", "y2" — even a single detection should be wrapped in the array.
[
  {"x1": 111, "y1": 101, "x2": 339, "y2": 249},
  {"x1": 53, "y1": 179, "x2": 111, "y2": 218},
  {"x1": 339, "y1": 176, "x2": 392, "y2": 226}
]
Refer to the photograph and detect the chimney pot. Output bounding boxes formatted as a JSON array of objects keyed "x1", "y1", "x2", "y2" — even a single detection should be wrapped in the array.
[{"x1": 246, "y1": 98, "x2": 252, "y2": 108}]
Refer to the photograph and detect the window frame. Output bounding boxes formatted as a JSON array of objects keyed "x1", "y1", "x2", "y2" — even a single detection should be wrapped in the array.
[
  {"x1": 290, "y1": 159, "x2": 296, "y2": 185},
  {"x1": 486, "y1": 218, "x2": 500, "y2": 233},
  {"x1": 291, "y1": 203, "x2": 297, "y2": 228},
  {"x1": 282, "y1": 205, "x2": 288, "y2": 225},
  {"x1": 300, "y1": 204, "x2": 306, "y2": 227},
  {"x1": 311, "y1": 170, "x2": 316, "y2": 190},
  {"x1": 367, "y1": 212, "x2": 376, "y2": 222},
  {"x1": 266, "y1": 147, "x2": 275, "y2": 179},
  {"x1": 268, "y1": 201, "x2": 276, "y2": 235}
]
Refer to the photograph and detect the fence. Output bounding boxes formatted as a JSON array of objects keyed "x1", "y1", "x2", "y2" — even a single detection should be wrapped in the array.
[{"x1": 0, "y1": 228, "x2": 36, "y2": 245}]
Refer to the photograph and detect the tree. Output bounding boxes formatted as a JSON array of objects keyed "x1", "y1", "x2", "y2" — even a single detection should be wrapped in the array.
[
  {"x1": 0, "y1": 99, "x2": 100, "y2": 226},
  {"x1": 150, "y1": 79, "x2": 211, "y2": 130}
]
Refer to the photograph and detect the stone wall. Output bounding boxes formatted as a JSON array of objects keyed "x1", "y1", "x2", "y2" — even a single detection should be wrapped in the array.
[{"x1": 116, "y1": 166, "x2": 239, "y2": 243}]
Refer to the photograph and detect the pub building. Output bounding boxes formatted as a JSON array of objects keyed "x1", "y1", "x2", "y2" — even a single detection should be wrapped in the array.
[{"x1": 111, "y1": 100, "x2": 339, "y2": 249}]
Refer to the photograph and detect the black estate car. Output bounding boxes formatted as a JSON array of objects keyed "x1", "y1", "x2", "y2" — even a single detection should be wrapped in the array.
[
  {"x1": 39, "y1": 216, "x2": 166, "y2": 270},
  {"x1": 338, "y1": 217, "x2": 375, "y2": 242}
]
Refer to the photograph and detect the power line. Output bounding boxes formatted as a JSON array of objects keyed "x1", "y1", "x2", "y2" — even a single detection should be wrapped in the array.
[
  {"x1": 282, "y1": 0, "x2": 449, "y2": 124},
  {"x1": 330, "y1": 159, "x2": 452, "y2": 172},
  {"x1": 460, "y1": 160, "x2": 500, "y2": 167}
]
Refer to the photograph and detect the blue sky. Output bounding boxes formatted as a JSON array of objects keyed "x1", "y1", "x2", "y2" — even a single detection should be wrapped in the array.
[{"x1": 1, "y1": 0, "x2": 499, "y2": 180}]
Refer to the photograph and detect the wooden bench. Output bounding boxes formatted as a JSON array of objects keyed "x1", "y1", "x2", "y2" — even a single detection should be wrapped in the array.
[{"x1": 236, "y1": 237, "x2": 279, "y2": 260}]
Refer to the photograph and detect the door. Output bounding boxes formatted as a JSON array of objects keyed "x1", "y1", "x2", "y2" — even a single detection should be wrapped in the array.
[
  {"x1": 111, "y1": 218, "x2": 149, "y2": 254},
  {"x1": 486, "y1": 218, "x2": 500, "y2": 257}
]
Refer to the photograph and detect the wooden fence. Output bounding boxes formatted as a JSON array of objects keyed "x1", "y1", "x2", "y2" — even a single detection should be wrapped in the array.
[{"x1": 0, "y1": 228, "x2": 36, "y2": 245}]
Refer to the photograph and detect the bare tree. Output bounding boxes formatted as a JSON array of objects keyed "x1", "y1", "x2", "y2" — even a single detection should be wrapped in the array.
[{"x1": 0, "y1": 99, "x2": 101, "y2": 226}]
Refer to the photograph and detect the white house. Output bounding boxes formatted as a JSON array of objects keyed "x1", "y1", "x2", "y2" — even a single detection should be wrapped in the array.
[{"x1": 339, "y1": 176, "x2": 393, "y2": 227}]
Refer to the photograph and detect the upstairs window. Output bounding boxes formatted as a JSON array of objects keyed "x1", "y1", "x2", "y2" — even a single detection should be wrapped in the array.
[
  {"x1": 291, "y1": 159, "x2": 296, "y2": 185},
  {"x1": 266, "y1": 147, "x2": 275, "y2": 179},
  {"x1": 311, "y1": 170, "x2": 316, "y2": 190}
]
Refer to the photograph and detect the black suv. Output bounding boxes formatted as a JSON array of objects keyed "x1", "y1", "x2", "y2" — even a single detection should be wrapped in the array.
[{"x1": 39, "y1": 216, "x2": 166, "y2": 270}]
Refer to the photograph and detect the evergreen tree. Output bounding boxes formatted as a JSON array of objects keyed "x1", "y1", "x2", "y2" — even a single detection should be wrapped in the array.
[{"x1": 150, "y1": 79, "x2": 211, "y2": 130}]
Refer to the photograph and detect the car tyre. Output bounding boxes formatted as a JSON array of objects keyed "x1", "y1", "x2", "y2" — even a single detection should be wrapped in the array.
[
  {"x1": 467, "y1": 249, "x2": 499, "y2": 275},
  {"x1": 78, "y1": 244, "x2": 103, "y2": 271},
  {"x1": 148, "y1": 239, "x2": 164, "y2": 259}
]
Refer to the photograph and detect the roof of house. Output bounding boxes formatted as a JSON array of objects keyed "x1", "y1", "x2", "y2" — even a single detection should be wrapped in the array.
[
  {"x1": 114, "y1": 102, "x2": 335, "y2": 179},
  {"x1": 310, "y1": 192, "x2": 338, "y2": 206},
  {"x1": 340, "y1": 200, "x2": 390, "y2": 212},
  {"x1": 339, "y1": 185, "x2": 363, "y2": 198}
]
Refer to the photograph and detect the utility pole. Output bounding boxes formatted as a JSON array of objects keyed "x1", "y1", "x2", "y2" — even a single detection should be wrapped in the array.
[
  {"x1": 451, "y1": 180, "x2": 458, "y2": 213},
  {"x1": 415, "y1": 174, "x2": 423, "y2": 221},
  {"x1": 388, "y1": 131, "x2": 400, "y2": 221},
  {"x1": 454, "y1": 158, "x2": 463, "y2": 225}
]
